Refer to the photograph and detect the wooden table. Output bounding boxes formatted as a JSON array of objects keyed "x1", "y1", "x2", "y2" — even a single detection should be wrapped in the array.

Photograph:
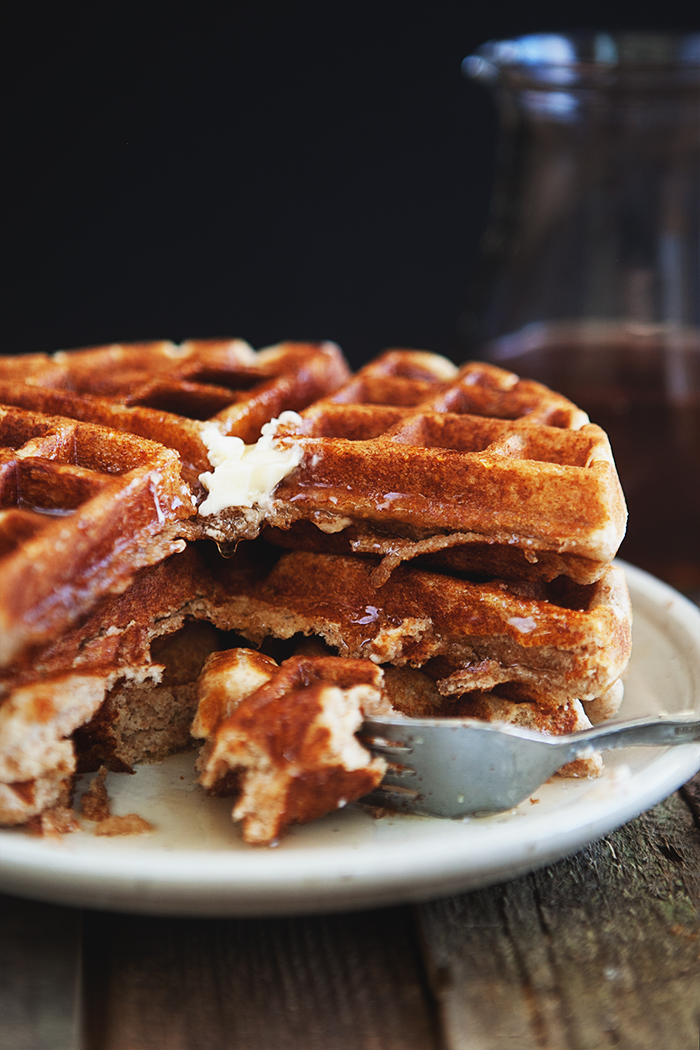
[{"x1": 1, "y1": 772, "x2": 698, "y2": 1050}]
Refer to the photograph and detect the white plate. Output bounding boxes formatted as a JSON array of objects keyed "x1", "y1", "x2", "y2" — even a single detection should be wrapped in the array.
[{"x1": 1, "y1": 563, "x2": 699, "y2": 916}]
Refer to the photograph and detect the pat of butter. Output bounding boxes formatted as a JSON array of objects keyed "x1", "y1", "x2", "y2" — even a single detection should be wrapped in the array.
[{"x1": 198, "y1": 413, "x2": 303, "y2": 515}]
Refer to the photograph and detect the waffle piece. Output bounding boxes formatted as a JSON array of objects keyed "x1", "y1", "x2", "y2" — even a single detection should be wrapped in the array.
[
  {"x1": 204, "y1": 548, "x2": 632, "y2": 708},
  {"x1": 197, "y1": 351, "x2": 626, "y2": 584},
  {"x1": 0, "y1": 544, "x2": 225, "y2": 825},
  {"x1": 0, "y1": 406, "x2": 195, "y2": 668},
  {"x1": 0, "y1": 540, "x2": 625, "y2": 830},
  {"x1": 260, "y1": 520, "x2": 607, "y2": 587},
  {"x1": 0, "y1": 339, "x2": 350, "y2": 484},
  {"x1": 193, "y1": 650, "x2": 389, "y2": 845},
  {"x1": 0, "y1": 671, "x2": 120, "y2": 824},
  {"x1": 381, "y1": 667, "x2": 602, "y2": 777}
]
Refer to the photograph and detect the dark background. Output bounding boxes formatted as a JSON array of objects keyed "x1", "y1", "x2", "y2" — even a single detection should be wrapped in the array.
[{"x1": 3, "y1": 1, "x2": 698, "y2": 370}]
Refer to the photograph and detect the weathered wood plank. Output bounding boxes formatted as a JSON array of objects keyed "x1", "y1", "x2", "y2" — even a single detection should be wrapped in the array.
[
  {"x1": 0, "y1": 894, "x2": 82, "y2": 1050},
  {"x1": 417, "y1": 789, "x2": 700, "y2": 1050},
  {"x1": 81, "y1": 905, "x2": 439, "y2": 1050}
]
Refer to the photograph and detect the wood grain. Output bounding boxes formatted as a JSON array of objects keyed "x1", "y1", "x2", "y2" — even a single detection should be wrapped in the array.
[
  {"x1": 81, "y1": 905, "x2": 439, "y2": 1050},
  {"x1": 0, "y1": 894, "x2": 82, "y2": 1050},
  {"x1": 417, "y1": 776, "x2": 700, "y2": 1050}
]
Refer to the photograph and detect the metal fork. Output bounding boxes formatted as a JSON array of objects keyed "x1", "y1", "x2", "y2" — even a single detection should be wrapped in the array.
[{"x1": 358, "y1": 715, "x2": 700, "y2": 817}]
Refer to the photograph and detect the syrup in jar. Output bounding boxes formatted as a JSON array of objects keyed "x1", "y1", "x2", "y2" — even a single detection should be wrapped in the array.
[{"x1": 462, "y1": 32, "x2": 700, "y2": 594}]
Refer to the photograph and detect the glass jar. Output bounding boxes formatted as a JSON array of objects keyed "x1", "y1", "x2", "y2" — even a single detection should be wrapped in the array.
[{"x1": 462, "y1": 32, "x2": 700, "y2": 594}]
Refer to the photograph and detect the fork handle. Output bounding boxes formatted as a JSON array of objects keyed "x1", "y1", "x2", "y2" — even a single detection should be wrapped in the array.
[{"x1": 568, "y1": 716, "x2": 700, "y2": 759}]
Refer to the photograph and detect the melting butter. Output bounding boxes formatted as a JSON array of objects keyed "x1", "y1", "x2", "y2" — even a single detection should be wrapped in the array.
[{"x1": 198, "y1": 413, "x2": 303, "y2": 515}]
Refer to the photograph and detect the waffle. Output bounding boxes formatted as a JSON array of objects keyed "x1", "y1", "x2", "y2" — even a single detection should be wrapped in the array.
[
  {"x1": 0, "y1": 539, "x2": 626, "y2": 830},
  {"x1": 193, "y1": 650, "x2": 389, "y2": 845},
  {"x1": 197, "y1": 351, "x2": 627, "y2": 584},
  {"x1": 0, "y1": 338, "x2": 349, "y2": 664},
  {"x1": 0, "y1": 343, "x2": 631, "y2": 837},
  {"x1": 201, "y1": 546, "x2": 632, "y2": 711},
  {"x1": 0, "y1": 339, "x2": 351, "y2": 484},
  {"x1": 0, "y1": 405, "x2": 196, "y2": 668},
  {"x1": 0, "y1": 544, "x2": 224, "y2": 824},
  {"x1": 193, "y1": 642, "x2": 605, "y2": 844}
]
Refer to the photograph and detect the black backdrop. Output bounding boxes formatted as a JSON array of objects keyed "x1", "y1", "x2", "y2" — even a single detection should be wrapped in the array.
[{"x1": 3, "y1": 1, "x2": 697, "y2": 370}]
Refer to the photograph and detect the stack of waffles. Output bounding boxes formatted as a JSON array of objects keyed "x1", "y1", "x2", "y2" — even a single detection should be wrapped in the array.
[{"x1": 0, "y1": 340, "x2": 631, "y2": 844}]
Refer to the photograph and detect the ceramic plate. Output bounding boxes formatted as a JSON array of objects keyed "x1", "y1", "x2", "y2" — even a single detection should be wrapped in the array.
[{"x1": 1, "y1": 562, "x2": 699, "y2": 916}]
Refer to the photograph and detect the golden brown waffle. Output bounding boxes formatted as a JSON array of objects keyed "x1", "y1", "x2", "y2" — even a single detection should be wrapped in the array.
[
  {"x1": 193, "y1": 650, "x2": 389, "y2": 845},
  {"x1": 0, "y1": 337, "x2": 349, "y2": 666},
  {"x1": 0, "y1": 544, "x2": 223, "y2": 825},
  {"x1": 198, "y1": 351, "x2": 626, "y2": 584},
  {"x1": 0, "y1": 541, "x2": 627, "y2": 830},
  {"x1": 0, "y1": 405, "x2": 196, "y2": 668},
  {"x1": 0, "y1": 339, "x2": 351, "y2": 481},
  {"x1": 0, "y1": 343, "x2": 632, "y2": 835},
  {"x1": 202, "y1": 546, "x2": 632, "y2": 710}
]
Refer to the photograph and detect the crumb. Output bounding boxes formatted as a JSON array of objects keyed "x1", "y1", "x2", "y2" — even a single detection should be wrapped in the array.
[
  {"x1": 42, "y1": 806, "x2": 80, "y2": 836},
  {"x1": 27, "y1": 806, "x2": 80, "y2": 838},
  {"x1": 529, "y1": 797, "x2": 541, "y2": 805},
  {"x1": 359, "y1": 803, "x2": 394, "y2": 819},
  {"x1": 94, "y1": 814, "x2": 154, "y2": 836},
  {"x1": 81, "y1": 765, "x2": 111, "y2": 821}
]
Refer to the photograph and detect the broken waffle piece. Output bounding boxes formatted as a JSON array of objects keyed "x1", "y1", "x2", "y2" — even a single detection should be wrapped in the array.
[
  {"x1": 80, "y1": 765, "x2": 111, "y2": 821},
  {"x1": 191, "y1": 648, "x2": 279, "y2": 739},
  {"x1": 194, "y1": 652, "x2": 391, "y2": 845},
  {"x1": 209, "y1": 548, "x2": 632, "y2": 707},
  {"x1": 0, "y1": 544, "x2": 228, "y2": 822},
  {"x1": 0, "y1": 672, "x2": 120, "y2": 824},
  {"x1": 93, "y1": 814, "x2": 154, "y2": 836}
]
